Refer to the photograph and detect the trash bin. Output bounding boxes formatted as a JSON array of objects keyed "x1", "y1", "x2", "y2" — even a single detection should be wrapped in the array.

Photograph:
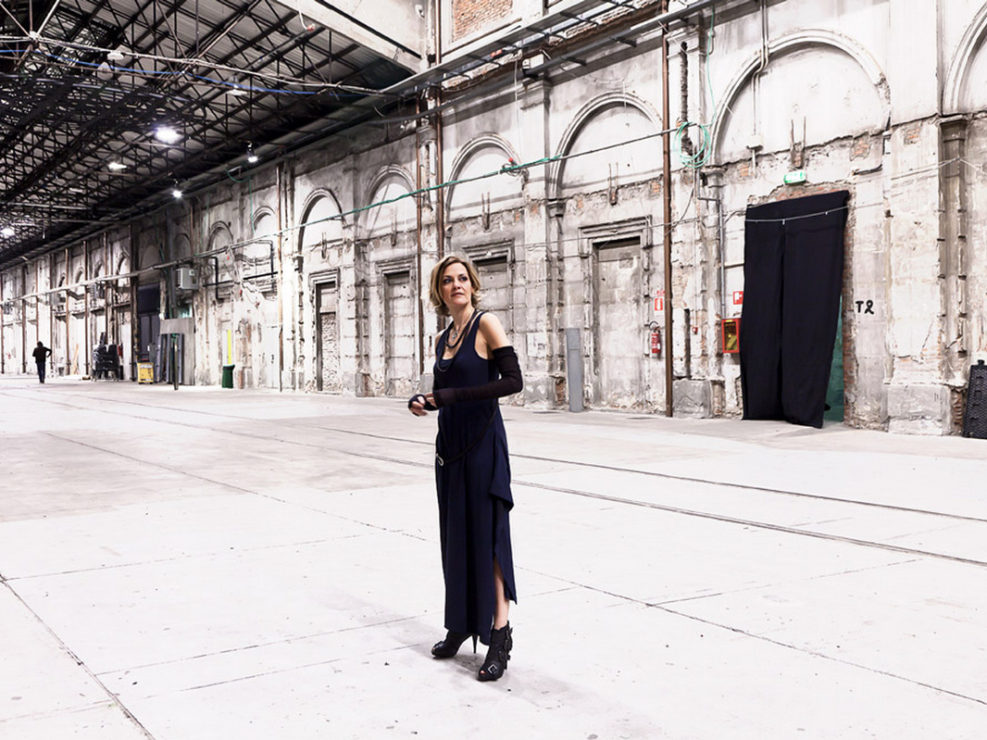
[
  {"x1": 222, "y1": 364, "x2": 235, "y2": 389},
  {"x1": 137, "y1": 362, "x2": 154, "y2": 384}
]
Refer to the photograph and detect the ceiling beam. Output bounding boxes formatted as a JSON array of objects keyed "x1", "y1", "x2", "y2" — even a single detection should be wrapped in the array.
[{"x1": 282, "y1": 0, "x2": 422, "y2": 72}]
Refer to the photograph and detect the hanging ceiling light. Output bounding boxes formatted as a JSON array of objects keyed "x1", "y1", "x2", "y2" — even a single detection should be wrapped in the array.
[
  {"x1": 106, "y1": 45, "x2": 130, "y2": 63},
  {"x1": 247, "y1": 144, "x2": 258, "y2": 164},
  {"x1": 154, "y1": 126, "x2": 181, "y2": 144},
  {"x1": 171, "y1": 186, "x2": 183, "y2": 199}
]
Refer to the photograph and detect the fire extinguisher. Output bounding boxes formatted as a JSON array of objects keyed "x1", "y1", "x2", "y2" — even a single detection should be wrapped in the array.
[{"x1": 649, "y1": 322, "x2": 661, "y2": 357}]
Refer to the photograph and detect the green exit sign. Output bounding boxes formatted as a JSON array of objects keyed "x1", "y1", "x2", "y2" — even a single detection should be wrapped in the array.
[{"x1": 784, "y1": 170, "x2": 808, "y2": 185}]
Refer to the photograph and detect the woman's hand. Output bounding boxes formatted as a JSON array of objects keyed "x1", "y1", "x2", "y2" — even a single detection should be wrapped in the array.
[{"x1": 408, "y1": 393, "x2": 436, "y2": 416}]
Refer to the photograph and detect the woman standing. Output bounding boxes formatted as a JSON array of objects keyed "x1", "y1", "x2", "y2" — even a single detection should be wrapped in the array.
[{"x1": 409, "y1": 254, "x2": 523, "y2": 682}]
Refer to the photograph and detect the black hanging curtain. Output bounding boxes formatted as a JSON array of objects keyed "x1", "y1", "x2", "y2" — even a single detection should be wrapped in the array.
[{"x1": 739, "y1": 190, "x2": 849, "y2": 428}]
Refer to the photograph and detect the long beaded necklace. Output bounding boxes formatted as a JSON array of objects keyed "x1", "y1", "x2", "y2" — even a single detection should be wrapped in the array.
[{"x1": 445, "y1": 309, "x2": 476, "y2": 351}]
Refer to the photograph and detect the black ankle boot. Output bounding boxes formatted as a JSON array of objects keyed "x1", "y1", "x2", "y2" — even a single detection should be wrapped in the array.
[
  {"x1": 431, "y1": 631, "x2": 477, "y2": 659},
  {"x1": 477, "y1": 623, "x2": 512, "y2": 681}
]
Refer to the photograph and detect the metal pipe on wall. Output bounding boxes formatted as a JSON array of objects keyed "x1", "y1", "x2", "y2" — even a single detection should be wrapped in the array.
[
  {"x1": 295, "y1": 206, "x2": 304, "y2": 394},
  {"x1": 63, "y1": 247, "x2": 69, "y2": 374},
  {"x1": 21, "y1": 265, "x2": 27, "y2": 373},
  {"x1": 430, "y1": 0, "x2": 444, "y2": 350},
  {"x1": 190, "y1": 199, "x2": 200, "y2": 386},
  {"x1": 84, "y1": 240, "x2": 90, "y2": 376},
  {"x1": 165, "y1": 213, "x2": 176, "y2": 385},
  {"x1": 432, "y1": 0, "x2": 444, "y2": 261},
  {"x1": 36, "y1": 260, "x2": 41, "y2": 352},
  {"x1": 434, "y1": 87, "x2": 445, "y2": 260},
  {"x1": 718, "y1": 195, "x2": 726, "y2": 320},
  {"x1": 415, "y1": 95, "x2": 426, "y2": 376},
  {"x1": 433, "y1": 0, "x2": 441, "y2": 65},
  {"x1": 276, "y1": 161, "x2": 285, "y2": 392},
  {"x1": 49, "y1": 252, "x2": 55, "y2": 374},
  {"x1": 103, "y1": 232, "x2": 110, "y2": 345},
  {"x1": 129, "y1": 224, "x2": 138, "y2": 379},
  {"x1": 0, "y1": 272, "x2": 5, "y2": 374},
  {"x1": 661, "y1": 0, "x2": 674, "y2": 417}
]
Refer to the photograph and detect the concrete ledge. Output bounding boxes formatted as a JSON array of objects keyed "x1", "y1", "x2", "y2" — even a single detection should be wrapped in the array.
[
  {"x1": 887, "y1": 383, "x2": 951, "y2": 435},
  {"x1": 523, "y1": 376, "x2": 560, "y2": 408},
  {"x1": 673, "y1": 379, "x2": 712, "y2": 418}
]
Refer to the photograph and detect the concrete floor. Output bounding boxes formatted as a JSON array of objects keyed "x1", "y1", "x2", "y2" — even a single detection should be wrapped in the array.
[{"x1": 1, "y1": 374, "x2": 986, "y2": 739}]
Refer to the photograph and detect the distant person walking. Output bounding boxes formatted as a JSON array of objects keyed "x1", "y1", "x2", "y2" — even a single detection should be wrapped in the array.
[{"x1": 32, "y1": 341, "x2": 51, "y2": 383}]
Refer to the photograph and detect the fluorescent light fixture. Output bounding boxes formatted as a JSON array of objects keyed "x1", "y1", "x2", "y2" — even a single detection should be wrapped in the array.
[
  {"x1": 154, "y1": 126, "x2": 181, "y2": 144},
  {"x1": 107, "y1": 45, "x2": 129, "y2": 62},
  {"x1": 108, "y1": 161, "x2": 126, "y2": 171},
  {"x1": 1, "y1": 227, "x2": 14, "y2": 237}
]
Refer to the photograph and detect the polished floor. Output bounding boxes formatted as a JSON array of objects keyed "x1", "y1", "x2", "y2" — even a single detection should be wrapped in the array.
[{"x1": 1, "y1": 375, "x2": 986, "y2": 738}]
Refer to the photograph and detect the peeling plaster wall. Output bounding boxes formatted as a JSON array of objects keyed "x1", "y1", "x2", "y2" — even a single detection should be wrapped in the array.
[
  {"x1": 4, "y1": 0, "x2": 987, "y2": 435},
  {"x1": 966, "y1": 118, "x2": 987, "y2": 367}
]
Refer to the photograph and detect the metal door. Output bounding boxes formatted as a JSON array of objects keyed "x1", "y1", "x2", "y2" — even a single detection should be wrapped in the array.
[
  {"x1": 117, "y1": 309, "x2": 132, "y2": 379},
  {"x1": 475, "y1": 257, "x2": 512, "y2": 334},
  {"x1": 316, "y1": 282, "x2": 340, "y2": 392},
  {"x1": 259, "y1": 296, "x2": 279, "y2": 389},
  {"x1": 592, "y1": 239, "x2": 643, "y2": 409},
  {"x1": 384, "y1": 271, "x2": 415, "y2": 396}
]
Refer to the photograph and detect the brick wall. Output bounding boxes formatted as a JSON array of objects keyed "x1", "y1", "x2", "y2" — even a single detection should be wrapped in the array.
[{"x1": 452, "y1": 0, "x2": 513, "y2": 41}]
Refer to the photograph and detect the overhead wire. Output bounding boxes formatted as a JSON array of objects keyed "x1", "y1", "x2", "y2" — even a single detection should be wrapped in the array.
[
  {"x1": 742, "y1": 204, "x2": 852, "y2": 224},
  {"x1": 4, "y1": 124, "x2": 690, "y2": 293},
  {"x1": 0, "y1": 69, "x2": 191, "y2": 101},
  {"x1": 0, "y1": 39, "x2": 394, "y2": 96},
  {"x1": 289, "y1": 125, "x2": 680, "y2": 237},
  {"x1": 3, "y1": 120, "x2": 955, "y2": 297},
  {"x1": 1, "y1": 3, "x2": 719, "y2": 258},
  {"x1": 3, "y1": 4, "x2": 946, "y2": 290}
]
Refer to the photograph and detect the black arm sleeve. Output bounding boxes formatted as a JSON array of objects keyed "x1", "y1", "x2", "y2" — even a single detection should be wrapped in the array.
[{"x1": 432, "y1": 346, "x2": 523, "y2": 408}]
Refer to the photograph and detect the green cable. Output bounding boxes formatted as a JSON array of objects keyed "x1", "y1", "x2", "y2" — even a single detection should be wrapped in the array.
[
  {"x1": 190, "y1": 126, "x2": 690, "y2": 257},
  {"x1": 675, "y1": 122, "x2": 711, "y2": 168}
]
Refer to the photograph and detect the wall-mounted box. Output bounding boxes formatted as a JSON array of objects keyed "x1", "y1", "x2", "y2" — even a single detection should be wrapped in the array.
[
  {"x1": 721, "y1": 318, "x2": 740, "y2": 355},
  {"x1": 176, "y1": 267, "x2": 198, "y2": 291}
]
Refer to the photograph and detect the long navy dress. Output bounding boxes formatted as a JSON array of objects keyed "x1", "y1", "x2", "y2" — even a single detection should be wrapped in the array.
[{"x1": 433, "y1": 312, "x2": 517, "y2": 646}]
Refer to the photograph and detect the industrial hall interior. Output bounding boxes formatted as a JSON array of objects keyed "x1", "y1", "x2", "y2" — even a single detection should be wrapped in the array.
[{"x1": 3, "y1": 0, "x2": 987, "y2": 436}]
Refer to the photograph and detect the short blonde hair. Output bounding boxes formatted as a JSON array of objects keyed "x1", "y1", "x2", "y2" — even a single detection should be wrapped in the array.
[{"x1": 429, "y1": 254, "x2": 482, "y2": 317}]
